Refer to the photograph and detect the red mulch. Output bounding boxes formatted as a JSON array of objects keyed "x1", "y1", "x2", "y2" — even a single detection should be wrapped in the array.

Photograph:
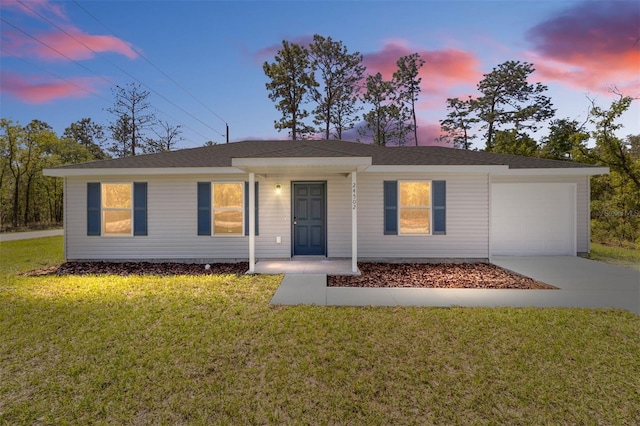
[{"x1": 328, "y1": 262, "x2": 556, "y2": 289}]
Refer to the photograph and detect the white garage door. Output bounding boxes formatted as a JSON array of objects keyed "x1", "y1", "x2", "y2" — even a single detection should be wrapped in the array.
[{"x1": 491, "y1": 183, "x2": 576, "y2": 256}]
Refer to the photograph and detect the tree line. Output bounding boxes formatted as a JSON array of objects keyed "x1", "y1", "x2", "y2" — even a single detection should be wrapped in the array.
[
  {"x1": 0, "y1": 83, "x2": 187, "y2": 230},
  {"x1": 263, "y1": 36, "x2": 639, "y2": 246},
  {"x1": 263, "y1": 35, "x2": 425, "y2": 145}
]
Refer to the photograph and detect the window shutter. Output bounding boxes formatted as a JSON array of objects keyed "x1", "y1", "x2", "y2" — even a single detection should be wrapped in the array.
[
  {"x1": 244, "y1": 181, "x2": 259, "y2": 236},
  {"x1": 197, "y1": 182, "x2": 211, "y2": 236},
  {"x1": 383, "y1": 181, "x2": 398, "y2": 235},
  {"x1": 133, "y1": 182, "x2": 147, "y2": 236},
  {"x1": 432, "y1": 180, "x2": 446, "y2": 235},
  {"x1": 87, "y1": 182, "x2": 101, "y2": 236}
]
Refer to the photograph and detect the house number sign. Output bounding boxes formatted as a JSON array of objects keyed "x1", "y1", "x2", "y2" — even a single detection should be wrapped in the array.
[{"x1": 352, "y1": 182, "x2": 357, "y2": 210}]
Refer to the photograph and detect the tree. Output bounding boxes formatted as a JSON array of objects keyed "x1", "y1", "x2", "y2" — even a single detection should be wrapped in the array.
[
  {"x1": 63, "y1": 118, "x2": 109, "y2": 160},
  {"x1": 438, "y1": 97, "x2": 478, "y2": 149},
  {"x1": 491, "y1": 130, "x2": 539, "y2": 157},
  {"x1": 472, "y1": 60, "x2": 555, "y2": 151},
  {"x1": 145, "y1": 121, "x2": 183, "y2": 153},
  {"x1": 358, "y1": 73, "x2": 397, "y2": 146},
  {"x1": 309, "y1": 34, "x2": 365, "y2": 140},
  {"x1": 393, "y1": 53, "x2": 424, "y2": 145},
  {"x1": 539, "y1": 118, "x2": 589, "y2": 160},
  {"x1": 107, "y1": 83, "x2": 156, "y2": 156},
  {"x1": 587, "y1": 94, "x2": 640, "y2": 191},
  {"x1": 263, "y1": 40, "x2": 317, "y2": 140}
]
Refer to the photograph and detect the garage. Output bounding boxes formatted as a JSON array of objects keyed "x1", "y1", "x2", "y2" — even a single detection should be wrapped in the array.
[{"x1": 491, "y1": 183, "x2": 576, "y2": 256}]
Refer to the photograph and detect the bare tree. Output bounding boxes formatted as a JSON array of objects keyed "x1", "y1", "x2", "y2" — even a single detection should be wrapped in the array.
[
  {"x1": 145, "y1": 121, "x2": 183, "y2": 153},
  {"x1": 107, "y1": 83, "x2": 156, "y2": 157}
]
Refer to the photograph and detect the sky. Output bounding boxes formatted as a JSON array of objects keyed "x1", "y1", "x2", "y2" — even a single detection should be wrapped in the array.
[{"x1": 1, "y1": 0, "x2": 639, "y2": 151}]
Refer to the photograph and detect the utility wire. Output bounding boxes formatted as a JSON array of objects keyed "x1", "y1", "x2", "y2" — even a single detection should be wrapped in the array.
[
  {"x1": 0, "y1": 17, "x2": 116, "y2": 88},
  {"x1": 0, "y1": 19, "x2": 210, "y2": 145},
  {"x1": 71, "y1": 0, "x2": 229, "y2": 126},
  {"x1": 15, "y1": 0, "x2": 225, "y2": 139},
  {"x1": 0, "y1": 47, "x2": 113, "y2": 104}
]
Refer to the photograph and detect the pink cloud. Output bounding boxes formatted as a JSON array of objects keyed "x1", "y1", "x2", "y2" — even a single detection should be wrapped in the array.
[
  {"x1": 362, "y1": 41, "x2": 482, "y2": 100},
  {"x1": 1, "y1": 0, "x2": 137, "y2": 61},
  {"x1": 0, "y1": 0, "x2": 66, "y2": 20},
  {"x1": 0, "y1": 72, "x2": 103, "y2": 103},
  {"x1": 526, "y1": 1, "x2": 640, "y2": 94},
  {"x1": 2, "y1": 27, "x2": 138, "y2": 61}
]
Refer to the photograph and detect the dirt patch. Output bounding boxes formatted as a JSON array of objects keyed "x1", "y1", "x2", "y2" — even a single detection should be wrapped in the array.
[
  {"x1": 23, "y1": 261, "x2": 249, "y2": 276},
  {"x1": 328, "y1": 263, "x2": 556, "y2": 289}
]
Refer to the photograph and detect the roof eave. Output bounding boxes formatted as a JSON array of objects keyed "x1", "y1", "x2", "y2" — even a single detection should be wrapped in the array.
[
  {"x1": 43, "y1": 167, "x2": 244, "y2": 177},
  {"x1": 232, "y1": 156, "x2": 372, "y2": 173},
  {"x1": 366, "y1": 165, "x2": 509, "y2": 173},
  {"x1": 493, "y1": 167, "x2": 610, "y2": 176}
]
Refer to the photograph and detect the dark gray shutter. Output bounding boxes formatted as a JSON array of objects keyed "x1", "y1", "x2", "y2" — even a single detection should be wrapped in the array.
[
  {"x1": 383, "y1": 181, "x2": 398, "y2": 235},
  {"x1": 133, "y1": 182, "x2": 147, "y2": 236},
  {"x1": 244, "y1": 182, "x2": 259, "y2": 236},
  {"x1": 87, "y1": 182, "x2": 101, "y2": 236},
  {"x1": 432, "y1": 180, "x2": 446, "y2": 235},
  {"x1": 197, "y1": 182, "x2": 211, "y2": 236}
]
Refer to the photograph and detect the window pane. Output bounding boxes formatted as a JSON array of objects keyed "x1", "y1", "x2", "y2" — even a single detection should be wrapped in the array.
[
  {"x1": 400, "y1": 209, "x2": 431, "y2": 234},
  {"x1": 214, "y1": 210, "x2": 243, "y2": 235},
  {"x1": 104, "y1": 210, "x2": 132, "y2": 235},
  {"x1": 400, "y1": 182, "x2": 430, "y2": 207},
  {"x1": 213, "y1": 183, "x2": 243, "y2": 208},
  {"x1": 103, "y1": 184, "x2": 132, "y2": 208}
]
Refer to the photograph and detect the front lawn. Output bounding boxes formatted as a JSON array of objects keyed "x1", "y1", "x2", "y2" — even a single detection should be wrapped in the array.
[
  {"x1": 1, "y1": 238, "x2": 639, "y2": 424},
  {"x1": 589, "y1": 242, "x2": 640, "y2": 270}
]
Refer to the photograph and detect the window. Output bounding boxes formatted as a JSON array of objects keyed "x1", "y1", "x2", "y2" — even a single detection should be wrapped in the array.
[
  {"x1": 102, "y1": 183, "x2": 133, "y2": 236},
  {"x1": 384, "y1": 180, "x2": 446, "y2": 235},
  {"x1": 87, "y1": 182, "x2": 147, "y2": 237},
  {"x1": 197, "y1": 181, "x2": 259, "y2": 236},
  {"x1": 399, "y1": 181, "x2": 431, "y2": 234},
  {"x1": 212, "y1": 182, "x2": 244, "y2": 235}
]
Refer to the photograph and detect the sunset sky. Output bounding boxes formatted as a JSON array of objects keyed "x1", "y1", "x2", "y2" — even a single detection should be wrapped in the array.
[{"x1": 1, "y1": 0, "x2": 639, "y2": 150}]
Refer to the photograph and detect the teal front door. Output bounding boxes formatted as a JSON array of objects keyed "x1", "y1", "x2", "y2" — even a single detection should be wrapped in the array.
[{"x1": 292, "y1": 182, "x2": 326, "y2": 256}]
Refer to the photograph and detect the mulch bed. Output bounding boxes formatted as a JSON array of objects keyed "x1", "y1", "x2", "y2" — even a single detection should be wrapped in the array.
[
  {"x1": 24, "y1": 261, "x2": 555, "y2": 289},
  {"x1": 23, "y1": 262, "x2": 249, "y2": 276},
  {"x1": 328, "y1": 262, "x2": 556, "y2": 289}
]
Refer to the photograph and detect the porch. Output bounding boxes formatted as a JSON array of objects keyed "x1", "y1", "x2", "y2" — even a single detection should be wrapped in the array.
[{"x1": 253, "y1": 258, "x2": 360, "y2": 275}]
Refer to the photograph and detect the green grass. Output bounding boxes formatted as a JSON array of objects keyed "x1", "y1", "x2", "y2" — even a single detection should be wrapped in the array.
[
  {"x1": 589, "y1": 243, "x2": 640, "y2": 270},
  {"x1": 1, "y1": 238, "x2": 639, "y2": 424}
]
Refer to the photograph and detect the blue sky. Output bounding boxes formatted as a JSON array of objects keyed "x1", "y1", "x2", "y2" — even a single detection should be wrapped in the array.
[{"x1": 1, "y1": 0, "x2": 638, "y2": 150}]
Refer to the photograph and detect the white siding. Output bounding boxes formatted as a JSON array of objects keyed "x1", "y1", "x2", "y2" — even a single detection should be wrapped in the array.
[
  {"x1": 63, "y1": 171, "x2": 590, "y2": 262},
  {"x1": 491, "y1": 175, "x2": 589, "y2": 254},
  {"x1": 357, "y1": 173, "x2": 490, "y2": 259},
  {"x1": 67, "y1": 174, "x2": 252, "y2": 261},
  {"x1": 65, "y1": 173, "x2": 354, "y2": 261}
]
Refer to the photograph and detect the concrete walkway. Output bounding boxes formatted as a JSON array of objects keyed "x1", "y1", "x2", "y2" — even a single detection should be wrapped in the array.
[
  {"x1": 0, "y1": 229, "x2": 63, "y2": 242},
  {"x1": 271, "y1": 256, "x2": 640, "y2": 314}
]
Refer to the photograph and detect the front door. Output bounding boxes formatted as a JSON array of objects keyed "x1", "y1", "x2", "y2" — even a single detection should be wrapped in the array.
[{"x1": 293, "y1": 182, "x2": 326, "y2": 256}]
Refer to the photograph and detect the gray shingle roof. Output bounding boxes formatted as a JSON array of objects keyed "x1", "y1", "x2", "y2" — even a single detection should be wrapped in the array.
[{"x1": 52, "y1": 139, "x2": 596, "y2": 170}]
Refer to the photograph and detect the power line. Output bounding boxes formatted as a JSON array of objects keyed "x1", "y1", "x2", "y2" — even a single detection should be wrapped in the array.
[
  {"x1": 1, "y1": 18, "x2": 215, "y2": 145},
  {"x1": 71, "y1": 0, "x2": 229, "y2": 126},
  {"x1": 0, "y1": 17, "x2": 116, "y2": 88},
  {"x1": 0, "y1": 48, "x2": 113, "y2": 104},
  {"x1": 15, "y1": 0, "x2": 226, "y2": 139}
]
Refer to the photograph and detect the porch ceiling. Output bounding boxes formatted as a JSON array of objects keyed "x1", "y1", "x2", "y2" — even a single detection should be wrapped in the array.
[{"x1": 232, "y1": 156, "x2": 372, "y2": 174}]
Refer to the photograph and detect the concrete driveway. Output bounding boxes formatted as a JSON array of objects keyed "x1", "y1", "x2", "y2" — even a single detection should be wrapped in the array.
[
  {"x1": 271, "y1": 256, "x2": 639, "y2": 314},
  {"x1": 491, "y1": 256, "x2": 640, "y2": 314}
]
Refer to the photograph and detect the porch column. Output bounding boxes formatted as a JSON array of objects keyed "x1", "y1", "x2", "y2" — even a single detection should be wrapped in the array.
[
  {"x1": 249, "y1": 172, "x2": 255, "y2": 273},
  {"x1": 351, "y1": 171, "x2": 358, "y2": 273}
]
